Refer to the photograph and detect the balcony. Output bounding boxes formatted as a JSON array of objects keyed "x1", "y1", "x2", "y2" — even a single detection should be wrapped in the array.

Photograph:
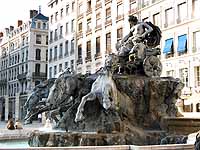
[
  {"x1": 116, "y1": 15, "x2": 124, "y2": 21},
  {"x1": 77, "y1": 58, "x2": 83, "y2": 65},
  {"x1": 141, "y1": 1, "x2": 149, "y2": 8},
  {"x1": 86, "y1": 29, "x2": 92, "y2": 35},
  {"x1": 85, "y1": 56, "x2": 92, "y2": 63},
  {"x1": 32, "y1": 72, "x2": 47, "y2": 79},
  {"x1": 105, "y1": 19, "x2": 112, "y2": 26},
  {"x1": 129, "y1": 8, "x2": 138, "y2": 14},
  {"x1": 95, "y1": 2, "x2": 102, "y2": 10},
  {"x1": 95, "y1": 53, "x2": 102, "y2": 60},
  {"x1": 95, "y1": 24, "x2": 102, "y2": 31},
  {"x1": 164, "y1": 23, "x2": 168, "y2": 28},
  {"x1": 17, "y1": 73, "x2": 27, "y2": 81},
  {"x1": 54, "y1": 36, "x2": 58, "y2": 41},
  {"x1": 77, "y1": 31, "x2": 83, "y2": 39},
  {"x1": 59, "y1": 34, "x2": 63, "y2": 39},
  {"x1": 54, "y1": 56, "x2": 57, "y2": 61},
  {"x1": 86, "y1": 9, "x2": 92, "y2": 15},
  {"x1": 49, "y1": 57, "x2": 52, "y2": 62},
  {"x1": 0, "y1": 79, "x2": 7, "y2": 85},
  {"x1": 117, "y1": 0, "x2": 122, "y2": 4},
  {"x1": 59, "y1": 54, "x2": 63, "y2": 59},
  {"x1": 105, "y1": 0, "x2": 112, "y2": 5},
  {"x1": 78, "y1": 13, "x2": 84, "y2": 20}
]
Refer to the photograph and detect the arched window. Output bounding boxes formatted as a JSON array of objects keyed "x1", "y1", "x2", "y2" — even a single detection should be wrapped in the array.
[
  {"x1": 36, "y1": 49, "x2": 41, "y2": 60},
  {"x1": 43, "y1": 23, "x2": 46, "y2": 29},
  {"x1": 38, "y1": 22, "x2": 41, "y2": 29}
]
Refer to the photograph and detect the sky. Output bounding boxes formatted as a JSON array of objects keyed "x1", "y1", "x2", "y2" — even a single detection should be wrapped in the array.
[{"x1": 0, "y1": 0, "x2": 49, "y2": 30}]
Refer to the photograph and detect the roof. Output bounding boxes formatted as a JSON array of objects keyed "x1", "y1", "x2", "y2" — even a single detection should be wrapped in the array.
[{"x1": 33, "y1": 13, "x2": 49, "y2": 21}]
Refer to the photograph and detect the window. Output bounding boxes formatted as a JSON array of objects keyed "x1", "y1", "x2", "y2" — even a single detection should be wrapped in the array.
[
  {"x1": 78, "y1": 22, "x2": 82, "y2": 31},
  {"x1": 46, "y1": 36, "x2": 48, "y2": 45},
  {"x1": 60, "y1": 26, "x2": 63, "y2": 38},
  {"x1": 50, "y1": 31, "x2": 53, "y2": 42},
  {"x1": 117, "y1": 4, "x2": 123, "y2": 17},
  {"x1": 96, "y1": 37, "x2": 101, "y2": 55},
  {"x1": 35, "y1": 64, "x2": 40, "y2": 74},
  {"x1": 86, "y1": 41, "x2": 91, "y2": 60},
  {"x1": 195, "y1": 66, "x2": 200, "y2": 86},
  {"x1": 71, "y1": 60, "x2": 74, "y2": 72},
  {"x1": 36, "y1": 49, "x2": 41, "y2": 60},
  {"x1": 106, "y1": 7, "x2": 111, "y2": 21},
  {"x1": 37, "y1": 22, "x2": 41, "y2": 29},
  {"x1": 153, "y1": 13, "x2": 160, "y2": 27},
  {"x1": 177, "y1": 34, "x2": 187, "y2": 55},
  {"x1": 65, "y1": 40, "x2": 69, "y2": 56},
  {"x1": 193, "y1": 0, "x2": 200, "y2": 18},
  {"x1": 59, "y1": 63, "x2": 62, "y2": 72},
  {"x1": 54, "y1": 46, "x2": 57, "y2": 60},
  {"x1": 117, "y1": 28, "x2": 123, "y2": 42},
  {"x1": 50, "y1": 15, "x2": 53, "y2": 23},
  {"x1": 66, "y1": 22, "x2": 69, "y2": 34},
  {"x1": 72, "y1": 2, "x2": 75, "y2": 12},
  {"x1": 54, "y1": 65, "x2": 57, "y2": 76},
  {"x1": 61, "y1": 8, "x2": 63, "y2": 18},
  {"x1": 106, "y1": 33, "x2": 111, "y2": 54},
  {"x1": 71, "y1": 39, "x2": 74, "y2": 54},
  {"x1": 46, "y1": 49, "x2": 48, "y2": 61},
  {"x1": 66, "y1": 5, "x2": 69, "y2": 15},
  {"x1": 55, "y1": 12, "x2": 58, "y2": 21},
  {"x1": 55, "y1": 29, "x2": 58, "y2": 40},
  {"x1": 163, "y1": 38, "x2": 174, "y2": 58},
  {"x1": 179, "y1": 68, "x2": 188, "y2": 87},
  {"x1": 87, "y1": 0, "x2": 92, "y2": 11},
  {"x1": 142, "y1": 0, "x2": 149, "y2": 7},
  {"x1": 130, "y1": 1, "x2": 137, "y2": 14},
  {"x1": 43, "y1": 23, "x2": 46, "y2": 29},
  {"x1": 59, "y1": 43, "x2": 63, "y2": 58},
  {"x1": 177, "y1": 2, "x2": 187, "y2": 23},
  {"x1": 87, "y1": 18, "x2": 92, "y2": 31},
  {"x1": 166, "y1": 70, "x2": 175, "y2": 77},
  {"x1": 96, "y1": 13, "x2": 101, "y2": 28},
  {"x1": 36, "y1": 34, "x2": 41, "y2": 44},
  {"x1": 71, "y1": 19, "x2": 75, "y2": 32},
  {"x1": 165, "y1": 8, "x2": 174, "y2": 26},
  {"x1": 78, "y1": 44, "x2": 82, "y2": 59},
  {"x1": 79, "y1": 4, "x2": 83, "y2": 15},
  {"x1": 193, "y1": 31, "x2": 200, "y2": 52},
  {"x1": 65, "y1": 62, "x2": 68, "y2": 69},
  {"x1": 49, "y1": 48, "x2": 52, "y2": 61}
]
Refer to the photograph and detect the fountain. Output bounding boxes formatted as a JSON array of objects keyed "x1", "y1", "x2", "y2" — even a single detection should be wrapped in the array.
[{"x1": 24, "y1": 15, "x2": 187, "y2": 147}]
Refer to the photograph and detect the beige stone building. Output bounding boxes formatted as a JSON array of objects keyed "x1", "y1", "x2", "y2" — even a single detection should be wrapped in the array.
[
  {"x1": 47, "y1": 0, "x2": 200, "y2": 113},
  {"x1": 0, "y1": 10, "x2": 49, "y2": 121},
  {"x1": 48, "y1": 0, "x2": 77, "y2": 78}
]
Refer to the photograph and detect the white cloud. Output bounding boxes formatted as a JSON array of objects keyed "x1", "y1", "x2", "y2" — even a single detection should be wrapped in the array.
[{"x1": 0, "y1": 0, "x2": 49, "y2": 30}]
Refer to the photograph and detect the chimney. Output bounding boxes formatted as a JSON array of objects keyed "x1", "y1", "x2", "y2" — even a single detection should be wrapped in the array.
[
  {"x1": 0, "y1": 32, "x2": 3, "y2": 38},
  {"x1": 10, "y1": 26, "x2": 14, "y2": 32},
  {"x1": 30, "y1": 10, "x2": 38, "y2": 19},
  {"x1": 17, "y1": 20, "x2": 23, "y2": 27}
]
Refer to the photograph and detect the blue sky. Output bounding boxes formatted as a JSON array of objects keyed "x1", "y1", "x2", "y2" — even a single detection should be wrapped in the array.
[{"x1": 0, "y1": 0, "x2": 49, "y2": 30}]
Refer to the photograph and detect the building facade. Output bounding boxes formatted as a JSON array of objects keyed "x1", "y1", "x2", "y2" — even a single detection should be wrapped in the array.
[
  {"x1": 47, "y1": 0, "x2": 200, "y2": 112},
  {"x1": 0, "y1": 10, "x2": 49, "y2": 121},
  {"x1": 48, "y1": 0, "x2": 77, "y2": 78}
]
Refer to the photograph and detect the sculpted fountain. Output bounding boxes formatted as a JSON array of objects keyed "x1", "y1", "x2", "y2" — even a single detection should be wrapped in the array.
[{"x1": 25, "y1": 16, "x2": 184, "y2": 147}]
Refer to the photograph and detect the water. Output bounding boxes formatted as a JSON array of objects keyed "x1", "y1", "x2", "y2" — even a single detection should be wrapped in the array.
[{"x1": 0, "y1": 140, "x2": 29, "y2": 148}]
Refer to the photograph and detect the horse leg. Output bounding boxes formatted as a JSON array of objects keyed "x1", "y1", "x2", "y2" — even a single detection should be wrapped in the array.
[{"x1": 75, "y1": 92, "x2": 96, "y2": 122}]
